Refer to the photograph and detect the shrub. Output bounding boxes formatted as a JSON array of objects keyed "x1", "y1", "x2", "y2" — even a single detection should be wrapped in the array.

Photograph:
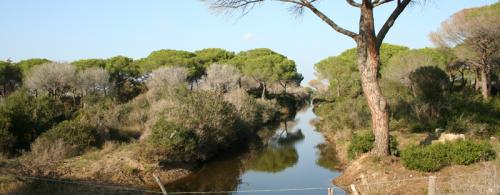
[
  {"x1": 148, "y1": 90, "x2": 240, "y2": 161},
  {"x1": 224, "y1": 89, "x2": 262, "y2": 128},
  {"x1": 314, "y1": 96, "x2": 370, "y2": 131},
  {"x1": 145, "y1": 119, "x2": 198, "y2": 162},
  {"x1": 255, "y1": 99, "x2": 279, "y2": 124},
  {"x1": 348, "y1": 131, "x2": 399, "y2": 159},
  {"x1": 409, "y1": 66, "x2": 449, "y2": 102},
  {"x1": 400, "y1": 144, "x2": 449, "y2": 172},
  {"x1": 401, "y1": 140, "x2": 495, "y2": 172},
  {"x1": 0, "y1": 89, "x2": 65, "y2": 153},
  {"x1": 26, "y1": 138, "x2": 73, "y2": 165},
  {"x1": 42, "y1": 120, "x2": 99, "y2": 155},
  {"x1": 0, "y1": 128, "x2": 15, "y2": 155},
  {"x1": 448, "y1": 140, "x2": 496, "y2": 165}
]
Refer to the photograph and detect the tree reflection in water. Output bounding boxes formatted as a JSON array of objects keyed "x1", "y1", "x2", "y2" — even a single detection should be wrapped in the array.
[
  {"x1": 246, "y1": 146, "x2": 298, "y2": 173},
  {"x1": 315, "y1": 143, "x2": 340, "y2": 171},
  {"x1": 164, "y1": 155, "x2": 243, "y2": 193}
]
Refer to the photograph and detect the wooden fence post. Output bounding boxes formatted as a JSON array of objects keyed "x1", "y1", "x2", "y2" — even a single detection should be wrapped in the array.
[
  {"x1": 350, "y1": 184, "x2": 359, "y2": 195},
  {"x1": 428, "y1": 176, "x2": 436, "y2": 195},
  {"x1": 153, "y1": 173, "x2": 168, "y2": 195},
  {"x1": 327, "y1": 187, "x2": 334, "y2": 195}
]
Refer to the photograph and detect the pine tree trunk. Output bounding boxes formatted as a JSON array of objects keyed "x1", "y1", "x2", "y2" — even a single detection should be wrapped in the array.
[
  {"x1": 480, "y1": 67, "x2": 490, "y2": 99},
  {"x1": 261, "y1": 83, "x2": 266, "y2": 99},
  {"x1": 357, "y1": 3, "x2": 390, "y2": 156}
]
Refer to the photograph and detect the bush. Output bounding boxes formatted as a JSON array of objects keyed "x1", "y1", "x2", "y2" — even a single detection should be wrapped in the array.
[
  {"x1": 255, "y1": 99, "x2": 279, "y2": 124},
  {"x1": 145, "y1": 90, "x2": 240, "y2": 162},
  {"x1": 26, "y1": 138, "x2": 73, "y2": 165},
  {"x1": 224, "y1": 89, "x2": 262, "y2": 128},
  {"x1": 0, "y1": 128, "x2": 15, "y2": 155},
  {"x1": 348, "y1": 131, "x2": 399, "y2": 159},
  {"x1": 314, "y1": 96, "x2": 370, "y2": 131},
  {"x1": 0, "y1": 89, "x2": 65, "y2": 153},
  {"x1": 144, "y1": 119, "x2": 198, "y2": 162},
  {"x1": 409, "y1": 66, "x2": 449, "y2": 102},
  {"x1": 41, "y1": 120, "x2": 99, "y2": 155},
  {"x1": 401, "y1": 140, "x2": 495, "y2": 172}
]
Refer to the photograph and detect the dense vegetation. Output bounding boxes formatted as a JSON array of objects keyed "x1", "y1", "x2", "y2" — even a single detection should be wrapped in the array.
[
  {"x1": 401, "y1": 140, "x2": 495, "y2": 172},
  {"x1": 312, "y1": 3, "x2": 499, "y2": 171},
  {"x1": 0, "y1": 48, "x2": 308, "y2": 167}
]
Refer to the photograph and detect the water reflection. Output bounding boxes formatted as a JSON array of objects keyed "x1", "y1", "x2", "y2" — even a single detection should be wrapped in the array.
[
  {"x1": 165, "y1": 155, "x2": 243, "y2": 193},
  {"x1": 11, "y1": 105, "x2": 345, "y2": 195},
  {"x1": 316, "y1": 143, "x2": 341, "y2": 171},
  {"x1": 246, "y1": 146, "x2": 298, "y2": 173},
  {"x1": 166, "y1": 105, "x2": 345, "y2": 195}
]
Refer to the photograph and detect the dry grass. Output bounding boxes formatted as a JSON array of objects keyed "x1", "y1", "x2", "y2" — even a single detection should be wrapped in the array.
[
  {"x1": 21, "y1": 138, "x2": 72, "y2": 168},
  {"x1": 334, "y1": 150, "x2": 499, "y2": 195},
  {"x1": 0, "y1": 175, "x2": 24, "y2": 193},
  {"x1": 435, "y1": 163, "x2": 499, "y2": 194}
]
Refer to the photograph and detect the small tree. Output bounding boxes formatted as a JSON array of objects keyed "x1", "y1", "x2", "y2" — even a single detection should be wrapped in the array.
[
  {"x1": 409, "y1": 66, "x2": 449, "y2": 120},
  {"x1": 77, "y1": 67, "x2": 111, "y2": 96},
  {"x1": 200, "y1": 63, "x2": 241, "y2": 93},
  {"x1": 105, "y1": 56, "x2": 144, "y2": 102},
  {"x1": 0, "y1": 61, "x2": 23, "y2": 97},
  {"x1": 24, "y1": 62, "x2": 77, "y2": 98},
  {"x1": 146, "y1": 66, "x2": 189, "y2": 90}
]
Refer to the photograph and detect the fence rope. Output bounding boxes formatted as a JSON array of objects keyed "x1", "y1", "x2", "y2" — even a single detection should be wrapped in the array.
[
  {"x1": 1, "y1": 172, "x2": 496, "y2": 194},
  {"x1": 2, "y1": 174, "x2": 163, "y2": 194}
]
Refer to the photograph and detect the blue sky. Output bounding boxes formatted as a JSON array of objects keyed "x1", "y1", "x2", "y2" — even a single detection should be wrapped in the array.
[{"x1": 0, "y1": 0, "x2": 497, "y2": 82}]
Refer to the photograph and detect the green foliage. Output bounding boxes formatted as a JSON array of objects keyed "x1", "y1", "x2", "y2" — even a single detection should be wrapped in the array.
[
  {"x1": 247, "y1": 146, "x2": 298, "y2": 173},
  {"x1": 223, "y1": 89, "x2": 279, "y2": 129},
  {"x1": 314, "y1": 43, "x2": 408, "y2": 100},
  {"x1": 444, "y1": 94, "x2": 500, "y2": 136},
  {"x1": 15, "y1": 58, "x2": 51, "y2": 73},
  {"x1": 382, "y1": 48, "x2": 452, "y2": 85},
  {"x1": 137, "y1": 50, "x2": 203, "y2": 80},
  {"x1": 347, "y1": 131, "x2": 399, "y2": 159},
  {"x1": 314, "y1": 96, "x2": 370, "y2": 131},
  {"x1": 194, "y1": 48, "x2": 235, "y2": 67},
  {"x1": 72, "y1": 56, "x2": 143, "y2": 102},
  {"x1": 147, "y1": 119, "x2": 198, "y2": 162},
  {"x1": 0, "y1": 89, "x2": 65, "y2": 153},
  {"x1": 72, "y1": 59, "x2": 106, "y2": 70},
  {"x1": 237, "y1": 48, "x2": 300, "y2": 84},
  {"x1": 142, "y1": 90, "x2": 241, "y2": 162},
  {"x1": 409, "y1": 66, "x2": 449, "y2": 102},
  {"x1": 401, "y1": 140, "x2": 495, "y2": 172},
  {"x1": 0, "y1": 126, "x2": 15, "y2": 154},
  {"x1": 348, "y1": 131, "x2": 375, "y2": 159},
  {"x1": 41, "y1": 120, "x2": 99, "y2": 154},
  {"x1": 0, "y1": 61, "x2": 23, "y2": 96},
  {"x1": 401, "y1": 144, "x2": 448, "y2": 172},
  {"x1": 106, "y1": 56, "x2": 144, "y2": 102}
]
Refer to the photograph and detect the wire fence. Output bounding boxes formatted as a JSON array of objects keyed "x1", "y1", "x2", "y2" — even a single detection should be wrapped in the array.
[{"x1": 2, "y1": 168, "x2": 499, "y2": 195}]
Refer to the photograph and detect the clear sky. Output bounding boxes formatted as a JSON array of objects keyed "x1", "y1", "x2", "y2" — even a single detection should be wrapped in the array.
[{"x1": 0, "y1": 0, "x2": 497, "y2": 83}]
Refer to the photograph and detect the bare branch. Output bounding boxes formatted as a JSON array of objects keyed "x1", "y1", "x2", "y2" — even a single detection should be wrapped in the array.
[
  {"x1": 206, "y1": 0, "x2": 358, "y2": 38},
  {"x1": 300, "y1": 0, "x2": 359, "y2": 39},
  {"x1": 372, "y1": 0, "x2": 395, "y2": 7},
  {"x1": 376, "y1": 0, "x2": 411, "y2": 47},
  {"x1": 346, "y1": 0, "x2": 361, "y2": 7}
]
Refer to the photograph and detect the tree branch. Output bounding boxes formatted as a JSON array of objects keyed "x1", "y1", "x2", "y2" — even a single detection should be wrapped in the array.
[
  {"x1": 301, "y1": 0, "x2": 359, "y2": 39},
  {"x1": 207, "y1": 0, "x2": 358, "y2": 39},
  {"x1": 346, "y1": 0, "x2": 361, "y2": 7},
  {"x1": 376, "y1": 0, "x2": 411, "y2": 47},
  {"x1": 372, "y1": 0, "x2": 395, "y2": 7}
]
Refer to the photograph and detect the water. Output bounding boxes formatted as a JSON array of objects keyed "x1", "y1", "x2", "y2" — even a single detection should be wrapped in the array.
[
  {"x1": 11, "y1": 105, "x2": 344, "y2": 195},
  {"x1": 165, "y1": 105, "x2": 345, "y2": 195}
]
